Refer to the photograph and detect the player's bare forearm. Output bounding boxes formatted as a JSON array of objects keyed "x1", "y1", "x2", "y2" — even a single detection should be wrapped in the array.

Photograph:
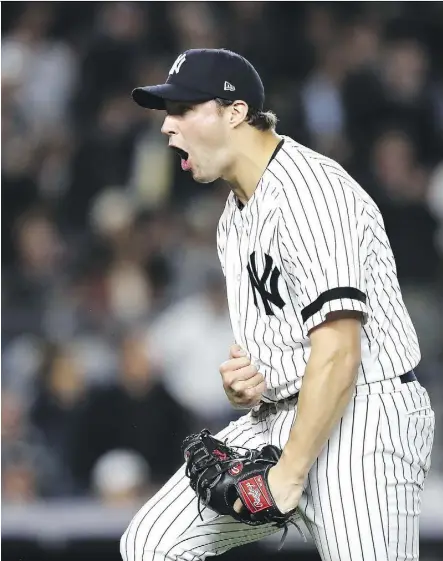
[
  {"x1": 278, "y1": 346, "x2": 359, "y2": 483},
  {"x1": 277, "y1": 313, "x2": 362, "y2": 485}
]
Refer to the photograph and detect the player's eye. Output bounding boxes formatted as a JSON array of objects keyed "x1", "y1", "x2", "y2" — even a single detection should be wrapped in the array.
[{"x1": 167, "y1": 103, "x2": 194, "y2": 116}]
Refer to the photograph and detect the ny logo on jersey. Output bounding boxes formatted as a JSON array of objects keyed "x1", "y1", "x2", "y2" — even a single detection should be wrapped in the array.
[
  {"x1": 247, "y1": 252, "x2": 285, "y2": 316},
  {"x1": 169, "y1": 53, "x2": 186, "y2": 75}
]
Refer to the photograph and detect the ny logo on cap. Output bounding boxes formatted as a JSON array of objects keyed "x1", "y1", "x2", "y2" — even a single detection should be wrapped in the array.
[{"x1": 169, "y1": 53, "x2": 186, "y2": 75}]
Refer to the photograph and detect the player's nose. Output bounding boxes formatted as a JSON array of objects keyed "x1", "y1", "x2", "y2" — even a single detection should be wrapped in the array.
[{"x1": 161, "y1": 114, "x2": 178, "y2": 136}]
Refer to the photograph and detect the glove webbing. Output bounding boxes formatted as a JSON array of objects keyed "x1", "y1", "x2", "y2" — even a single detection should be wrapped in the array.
[{"x1": 184, "y1": 440, "x2": 256, "y2": 521}]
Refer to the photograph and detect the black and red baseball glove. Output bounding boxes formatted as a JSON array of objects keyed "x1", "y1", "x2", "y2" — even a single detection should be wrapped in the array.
[{"x1": 181, "y1": 429, "x2": 302, "y2": 545}]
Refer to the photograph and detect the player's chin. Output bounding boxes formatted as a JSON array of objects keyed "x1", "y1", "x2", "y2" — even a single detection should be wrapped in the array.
[
  {"x1": 191, "y1": 169, "x2": 218, "y2": 184},
  {"x1": 193, "y1": 176, "x2": 214, "y2": 185}
]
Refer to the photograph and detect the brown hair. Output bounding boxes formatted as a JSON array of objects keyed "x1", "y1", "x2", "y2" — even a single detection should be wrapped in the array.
[{"x1": 214, "y1": 98, "x2": 278, "y2": 131}]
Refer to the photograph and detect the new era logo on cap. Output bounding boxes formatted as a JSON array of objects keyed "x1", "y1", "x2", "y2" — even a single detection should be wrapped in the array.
[{"x1": 224, "y1": 81, "x2": 235, "y2": 92}]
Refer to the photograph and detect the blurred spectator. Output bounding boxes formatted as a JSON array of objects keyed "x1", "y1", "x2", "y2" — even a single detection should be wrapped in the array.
[
  {"x1": 369, "y1": 129, "x2": 439, "y2": 283},
  {"x1": 88, "y1": 188, "x2": 156, "y2": 324},
  {"x1": 343, "y1": 38, "x2": 442, "y2": 168},
  {"x1": 345, "y1": 20, "x2": 381, "y2": 71},
  {"x1": 222, "y1": 3, "x2": 276, "y2": 83},
  {"x1": 92, "y1": 449, "x2": 151, "y2": 505},
  {"x1": 2, "y1": 391, "x2": 65, "y2": 499},
  {"x1": 64, "y1": 93, "x2": 140, "y2": 227},
  {"x1": 372, "y1": 129, "x2": 428, "y2": 201},
  {"x1": 366, "y1": 130, "x2": 443, "y2": 368},
  {"x1": 68, "y1": 335, "x2": 118, "y2": 386},
  {"x1": 2, "y1": 208, "x2": 65, "y2": 339},
  {"x1": 90, "y1": 188, "x2": 138, "y2": 261},
  {"x1": 149, "y1": 273, "x2": 235, "y2": 433},
  {"x1": 129, "y1": 110, "x2": 174, "y2": 210},
  {"x1": 13, "y1": 208, "x2": 64, "y2": 277},
  {"x1": 30, "y1": 343, "x2": 88, "y2": 495},
  {"x1": 1, "y1": 335, "x2": 44, "y2": 402},
  {"x1": 106, "y1": 259, "x2": 152, "y2": 325},
  {"x1": 70, "y1": 332, "x2": 192, "y2": 491},
  {"x1": 129, "y1": 210, "x2": 176, "y2": 309},
  {"x1": 305, "y1": 4, "x2": 339, "y2": 53},
  {"x1": 73, "y1": 2, "x2": 147, "y2": 123},
  {"x1": 301, "y1": 42, "x2": 349, "y2": 161},
  {"x1": 1, "y1": 3, "x2": 78, "y2": 138},
  {"x1": 427, "y1": 162, "x2": 443, "y2": 256},
  {"x1": 36, "y1": 128, "x2": 73, "y2": 202},
  {"x1": 2, "y1": 459, "x2": 37, "y2": 504},
  {"x1": 169, "y1": 192, "x2": 228, "y2": 300},
  {"x1": 168, "y1": 2, "x2": 221, "y2": 52},
  {"x1": 1, "y1": 128, "x2": 40, "y2": 267}
]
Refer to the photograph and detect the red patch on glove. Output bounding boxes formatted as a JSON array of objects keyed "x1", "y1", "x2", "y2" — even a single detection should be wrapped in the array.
[
  {"x1": 238, "y1": 475, "x2": 273, "y2": 513},
  {"x1": 213, "y1": 449, "x2": 228, "y2": 461}
]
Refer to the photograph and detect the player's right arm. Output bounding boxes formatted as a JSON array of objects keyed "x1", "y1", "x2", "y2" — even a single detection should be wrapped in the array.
[{"x1": 219, "y1": 344, "x2": 266, "y2": 408}]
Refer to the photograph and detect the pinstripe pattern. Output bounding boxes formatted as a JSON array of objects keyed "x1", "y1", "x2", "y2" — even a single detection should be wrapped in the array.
[
  {"x1": 296, "y1": 380, "x2": 434, "y2": 561},
  {"x1": 216, "y1": 136, "x2": 420, "y2": 402},
  {"x1": 120, "y1": 380, "x2": 434, "y2": 561}
]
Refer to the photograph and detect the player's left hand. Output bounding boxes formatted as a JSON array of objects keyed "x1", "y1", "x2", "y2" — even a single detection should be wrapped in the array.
[{"x1": 233, "y1": 462, "x2": 303, "y2": 515}]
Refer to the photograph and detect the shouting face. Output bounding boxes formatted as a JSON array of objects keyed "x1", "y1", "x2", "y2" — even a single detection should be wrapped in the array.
[{"x1": 162, "y1": 100, "x2": 233, "y2": 184}]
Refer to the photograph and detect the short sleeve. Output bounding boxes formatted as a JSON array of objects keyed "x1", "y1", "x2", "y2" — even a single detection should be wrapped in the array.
[{"x1": 278, "y1": 181, "x2": 369, "y2": 335}]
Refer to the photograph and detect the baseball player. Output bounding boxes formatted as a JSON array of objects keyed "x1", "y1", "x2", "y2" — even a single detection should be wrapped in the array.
[{"x1": 123, "y1": 48, "x2": 435, "y2": 561}]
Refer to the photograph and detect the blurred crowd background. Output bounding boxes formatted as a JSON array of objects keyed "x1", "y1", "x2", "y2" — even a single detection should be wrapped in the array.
[{"x1": 2, "y1": 1, "x2": 443, "y2": 554}]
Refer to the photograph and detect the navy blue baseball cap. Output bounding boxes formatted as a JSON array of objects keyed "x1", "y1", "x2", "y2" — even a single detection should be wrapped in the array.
[{"x1": 132, "y1": 48, "x2": 265, "y2": 111}]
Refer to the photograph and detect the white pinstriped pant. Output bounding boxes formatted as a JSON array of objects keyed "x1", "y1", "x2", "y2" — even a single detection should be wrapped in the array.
[{"x1": 120, "y1": 378, "x2": 434, "y2": 561}]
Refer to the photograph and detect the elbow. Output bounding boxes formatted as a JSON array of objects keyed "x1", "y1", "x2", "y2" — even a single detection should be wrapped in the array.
[
  {"x1": 314, "y1": 340, "x2": 361, "y2": 370},
  {"x1": 339, "y1": 349, "x2": 361, "y2": 388},
  {"x1": 311, "y1": 346, "x2": 361, "y2": 389},
  {"x1": 338, "y1": 343, "x2": 361, "y2": 368},
  {"x1": 334, "y1": 347, "x2": 361, "y2": 389}
]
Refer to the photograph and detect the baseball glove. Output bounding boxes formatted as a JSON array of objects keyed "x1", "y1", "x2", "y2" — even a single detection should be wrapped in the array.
[{"x1": 182, "y1": 429, "x2": 303, "y2": 547}]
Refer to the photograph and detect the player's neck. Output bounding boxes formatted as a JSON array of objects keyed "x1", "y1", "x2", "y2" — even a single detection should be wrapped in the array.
[{"x1": 223, "y1": 130, "x2": 282, "y2": 206}]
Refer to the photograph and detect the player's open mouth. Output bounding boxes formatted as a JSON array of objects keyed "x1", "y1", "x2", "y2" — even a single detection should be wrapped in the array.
[{"x1": 170, "y1": 146, "x2": 191, "y2": 171}]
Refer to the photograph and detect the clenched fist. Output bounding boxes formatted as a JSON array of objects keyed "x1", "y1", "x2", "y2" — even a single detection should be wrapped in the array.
[{"x1": 219, "y1": 344, "x2": 266, "y2": 409}]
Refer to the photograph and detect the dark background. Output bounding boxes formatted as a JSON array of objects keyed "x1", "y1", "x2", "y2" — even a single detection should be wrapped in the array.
[{"x1": 2, "y1": 1, "x2": 443, "y2": 560}]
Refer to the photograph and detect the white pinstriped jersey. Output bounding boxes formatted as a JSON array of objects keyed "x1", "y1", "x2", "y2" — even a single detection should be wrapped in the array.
[{"x1": 217, "y1": 136, "x2": 421, "y2": 402}]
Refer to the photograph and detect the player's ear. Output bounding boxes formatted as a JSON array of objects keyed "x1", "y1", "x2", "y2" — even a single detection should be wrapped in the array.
[{"x1": 228, "y1": 101, "x2": 249, "y2": 128}]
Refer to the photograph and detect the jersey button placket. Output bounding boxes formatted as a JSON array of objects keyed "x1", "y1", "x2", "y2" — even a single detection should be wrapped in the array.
[
  {"x1": 238, "y1": 214, "x2": 248, "y2": 283},
  {"x1": 234, "y1": 212, "x2": 244, "y2": 326},
  {"x1": 236, "y1": 232, "x2": 242, "y2": 283},
  {"x1": 238, "y1": 213, "x2": 250, "y2": 332}
]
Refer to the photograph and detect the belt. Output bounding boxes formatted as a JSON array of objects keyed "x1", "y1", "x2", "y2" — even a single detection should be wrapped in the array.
[
  {"x1": 399, "y1": 370, "x2": 417, "y2": 384},
  {"x1": 255, "y1": 370, "x2": 418, "y2": 413}
]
